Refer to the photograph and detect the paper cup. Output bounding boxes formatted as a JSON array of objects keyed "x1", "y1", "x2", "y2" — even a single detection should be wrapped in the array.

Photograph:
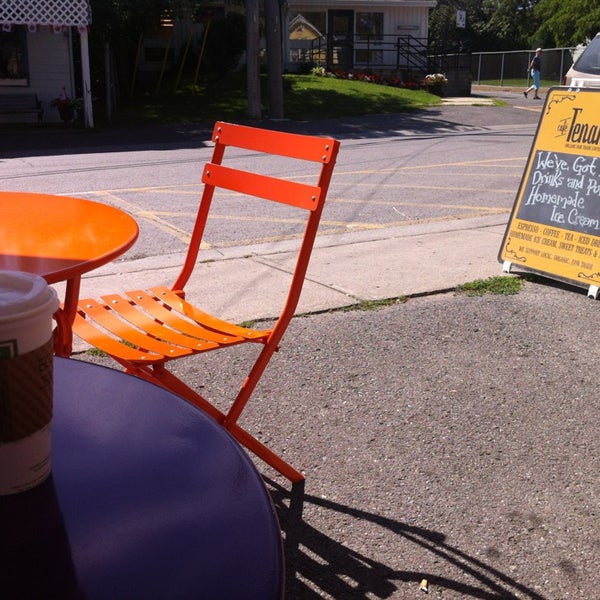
[{"x1": 0, "y1": 271, "x2": 59, "y2": 495}]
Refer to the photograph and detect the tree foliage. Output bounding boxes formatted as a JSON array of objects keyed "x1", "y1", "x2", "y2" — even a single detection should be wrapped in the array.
[
  {"x1": 429, "y1": 0, "x2": 538, "y2": 52},
  {"x1": 480, "y1": 0, "x2": 539, "y2": 49},
  {"x1": 430, "y1": 0, "x2": 600, "y2": 50},
  {"x1": 90, "y1": 0, "x2": 209, "y2": 40},
  {"x1": 533, "y1": 0, "x2": 600, "y2": 46},
  {"x1": 428, "y1": 1, "x2": 477, "y2": 51}
]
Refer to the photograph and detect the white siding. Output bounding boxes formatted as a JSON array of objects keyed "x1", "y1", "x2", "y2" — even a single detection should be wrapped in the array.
[
  {"x1": 28, "y1": 28, "x2": 74, "y2": 123},
  {"x1": 384, "y1": 6, "x2": 429, "y2": 38},
  {"x1": 0, "y1": 28, "x2": 74, "y2": 123}
]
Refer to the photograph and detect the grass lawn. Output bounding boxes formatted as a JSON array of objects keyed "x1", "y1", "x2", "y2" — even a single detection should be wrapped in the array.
[{"x1": 111, "y1": 72, "x2": 442, "y2": 126}]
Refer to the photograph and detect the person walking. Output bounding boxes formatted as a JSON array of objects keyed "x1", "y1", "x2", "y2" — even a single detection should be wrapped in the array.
[{"x1": 524, "y1": 48, "x2": 542, "y2": 99}]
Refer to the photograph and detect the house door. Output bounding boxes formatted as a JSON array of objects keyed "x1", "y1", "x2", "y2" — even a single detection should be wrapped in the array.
[{"x1": 327, "y1": 10, "x2": 354, "y2": 69}]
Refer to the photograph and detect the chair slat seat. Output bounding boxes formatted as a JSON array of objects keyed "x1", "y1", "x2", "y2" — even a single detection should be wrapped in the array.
[
  {"x1": 101, "y1": 293, "x2": 226, "y2": 351},
  {"x1": 77, "y1": 298, "x2": 199, "y2": 358},
  {"x1": 72, "y1": 121, "x2": 340, "y2": 483},
  {"x1": 76, "y1": 289, "x2": 270, "y2": 361},
  {"x1": 73, "y1": 311, "x2": 158, "y2": 362},
  {"x1": 148, "y1": 287, "x2": 270, "y2": 341}
]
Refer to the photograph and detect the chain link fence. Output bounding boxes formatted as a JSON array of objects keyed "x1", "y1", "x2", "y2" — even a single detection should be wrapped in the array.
[{"x1": 471, "y1": 48, "x2": 577, "y2": 86}]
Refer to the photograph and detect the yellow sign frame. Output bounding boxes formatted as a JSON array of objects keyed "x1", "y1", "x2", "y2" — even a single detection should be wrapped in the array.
[{"x1": 499, "y1": 86, "x2": 600, "y2": 292}]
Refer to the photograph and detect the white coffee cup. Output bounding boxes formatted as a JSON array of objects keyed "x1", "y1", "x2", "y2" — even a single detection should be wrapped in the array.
[{"x1": 0, "y1": 271, "x2": 59, "y2": 495}]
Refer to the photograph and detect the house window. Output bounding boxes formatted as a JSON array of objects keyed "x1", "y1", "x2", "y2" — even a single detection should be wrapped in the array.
[
  {"x1": 356, "y1": 12, "x2": 383, "y2": 41},
  {"x1": 1, "y1": 26, "x2": 28, "y2": 86},
  {"x1": 355, "y1": 12, "x2": 383, "y2": 65}
]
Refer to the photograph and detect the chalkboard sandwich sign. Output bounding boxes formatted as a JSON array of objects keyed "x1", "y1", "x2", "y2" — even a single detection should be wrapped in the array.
[{"x1": 499, "y1": 86, "x2": 600, "y2": 296}]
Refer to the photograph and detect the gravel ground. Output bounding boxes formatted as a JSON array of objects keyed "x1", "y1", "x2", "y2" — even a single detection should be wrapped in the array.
[{"x1": 77, "y1": 276, "x2": 600, "y2": 599}]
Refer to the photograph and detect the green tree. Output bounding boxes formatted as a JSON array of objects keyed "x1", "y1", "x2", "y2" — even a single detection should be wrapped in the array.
[
  {"x1": 533, "y1": 0, "x2": 600, "y2": 46},
  {"x1": 429, "y1": 0, "x2": 538, "y2": 52},
  {"x1": 480, "y1": 0, "x2": 538, "y2": 49},
  {"x1": 429, "y1": 1, "x2": 483, "y2": 52}
]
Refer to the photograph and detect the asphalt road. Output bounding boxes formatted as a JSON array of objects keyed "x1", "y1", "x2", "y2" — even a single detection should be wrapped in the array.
[
  {"x1": 81, "y1": 275, "x2": 600, "y2": 599},
  {"x1": 0, "y1": 93, "x2": 542, "y2": 263}
]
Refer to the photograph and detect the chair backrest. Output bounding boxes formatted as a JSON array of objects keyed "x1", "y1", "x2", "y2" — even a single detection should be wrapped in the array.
[{"x1": 172, "y1": 121, "x2": 340, "y2": 335}]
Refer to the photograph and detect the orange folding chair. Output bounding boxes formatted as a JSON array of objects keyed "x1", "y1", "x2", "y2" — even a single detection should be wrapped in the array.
[{"x1": 72, "y1": 121, "x2": 340, "y2": 483}]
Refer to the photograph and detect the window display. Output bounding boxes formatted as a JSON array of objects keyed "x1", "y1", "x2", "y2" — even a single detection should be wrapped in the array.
[{"x1": 1, "y1": 26, "x2": 28, "y2": 85}]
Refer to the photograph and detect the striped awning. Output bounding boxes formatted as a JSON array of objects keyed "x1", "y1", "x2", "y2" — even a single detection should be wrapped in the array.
[{"x1": 0, "y1": 0, "x2": 92, "y2": 28}]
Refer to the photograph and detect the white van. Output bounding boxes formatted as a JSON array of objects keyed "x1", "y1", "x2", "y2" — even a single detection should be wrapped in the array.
[{"x1": 564, "y1": 33, "x2": 600, "y2": 87}]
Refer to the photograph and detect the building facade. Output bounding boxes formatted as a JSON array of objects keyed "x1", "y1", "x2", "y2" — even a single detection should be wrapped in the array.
[
  {"x1": 0, "y1": 0, "x2": 93, "y2": 126},
  {"x1": 285, "y1": 1, "x2": 436, "y2": 74}
]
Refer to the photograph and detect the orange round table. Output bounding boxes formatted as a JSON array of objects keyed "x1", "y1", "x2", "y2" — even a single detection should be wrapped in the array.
[{"x1": 0, "y1": 191, "x2": 139, "y2": 355}]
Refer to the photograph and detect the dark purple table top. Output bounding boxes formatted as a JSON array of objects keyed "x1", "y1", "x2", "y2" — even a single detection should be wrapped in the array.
[{"x1": 1, "y1": 357, "x2": 283, "y2": 599}]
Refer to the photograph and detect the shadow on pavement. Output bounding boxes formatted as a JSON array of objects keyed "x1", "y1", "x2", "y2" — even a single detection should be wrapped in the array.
[
  {"x1": 267, "y1": 478, "x2": 547, "y2": 599},
  {"x1": 0, "y1": 99, "x2": 540, "y2": 159}
]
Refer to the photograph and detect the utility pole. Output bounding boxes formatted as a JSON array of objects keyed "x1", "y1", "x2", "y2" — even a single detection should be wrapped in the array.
[
  {"x1": 246, "y1": 0, "x2": 261, "y2": 119},
  {"x1": 264, "y1": 0, "x2": 284, "y2": 119}
]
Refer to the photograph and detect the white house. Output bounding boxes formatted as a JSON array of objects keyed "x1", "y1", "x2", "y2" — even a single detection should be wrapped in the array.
[
  {"x1": 284, "y1": 0, "x2": 436, "y2": 73},
  {"x1": 0, "y1": 0, "x2": 93, "y2": 126}
]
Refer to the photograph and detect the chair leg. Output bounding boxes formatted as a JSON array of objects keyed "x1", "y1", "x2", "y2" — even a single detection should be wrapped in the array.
[
  {"x1": 52, "y1": 308, "x2": 72, "y2": 357},
  {"x1": 229, "y1": 423, "x2": 305, "y2": 483},
  {"x1": 148, "y1": 365, "x2": 227, "y2": 424},
  {"x1": 224, "y1": 340, "x2": 280, "y2": 428}
]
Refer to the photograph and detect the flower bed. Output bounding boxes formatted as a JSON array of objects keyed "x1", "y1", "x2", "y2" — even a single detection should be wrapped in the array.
[
  {"x1": 310, "y1": 66, "x2": 421, "y2": 91},
  {"x1": 420, "y1": 73, "x2": 448, "y2": 96},
  {"x1": 421, "y1": 73, "x2": 448, "y2": 87}
]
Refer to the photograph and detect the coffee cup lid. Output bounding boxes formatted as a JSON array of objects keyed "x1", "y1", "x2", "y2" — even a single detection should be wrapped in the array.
[{"x1": 0, "y1": 271, "x2": 57, "y2": 318}]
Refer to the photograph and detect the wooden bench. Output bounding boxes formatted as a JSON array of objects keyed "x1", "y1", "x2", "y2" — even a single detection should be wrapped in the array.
[{"x1": 0, "y1": 94, "x2": 43, "y2": 124}]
